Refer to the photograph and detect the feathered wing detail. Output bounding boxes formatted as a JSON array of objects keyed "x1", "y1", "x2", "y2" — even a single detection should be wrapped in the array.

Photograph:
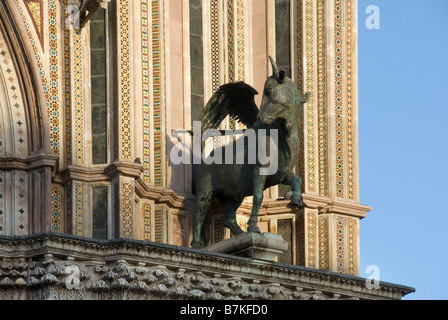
[{"x1": 199, "y1": 82, "x2": 259, "y2": 133}]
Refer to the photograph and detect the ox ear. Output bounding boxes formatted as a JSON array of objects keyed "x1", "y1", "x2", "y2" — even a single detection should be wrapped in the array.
[
  {"x1": 301, "y1": 92, "x2": 311, "y2": 103},
  {"x1": 279, "y1": 70, "x2": 286, "y2": 83}
]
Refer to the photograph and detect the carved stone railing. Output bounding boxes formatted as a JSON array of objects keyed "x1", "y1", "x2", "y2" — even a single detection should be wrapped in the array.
[{"x1": 0, "y1": 233, "x2": 414, "y2": 300}]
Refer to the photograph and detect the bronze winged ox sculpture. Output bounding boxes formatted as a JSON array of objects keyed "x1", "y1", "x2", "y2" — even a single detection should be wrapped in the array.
[{"x1": 190, "y1": 57, "x2": 310, "y2": 249}]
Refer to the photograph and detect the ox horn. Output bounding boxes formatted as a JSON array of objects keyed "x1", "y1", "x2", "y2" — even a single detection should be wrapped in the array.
[{"x1": 269, "y1": 56, "x2": 279, "y2": 76}]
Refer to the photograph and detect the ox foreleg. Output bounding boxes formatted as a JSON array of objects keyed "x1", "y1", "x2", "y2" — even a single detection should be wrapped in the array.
[
  {"x1": 283, "y1": 173, "x2": 304, "y2": 210},
  {"x1": 247, "y1": 169, "x2": 266, "y2": 233}
]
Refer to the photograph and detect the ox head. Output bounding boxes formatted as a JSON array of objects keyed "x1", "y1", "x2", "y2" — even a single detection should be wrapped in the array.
[{"x1": 258, "y1": 57, "x2": 310, "y2": 128}]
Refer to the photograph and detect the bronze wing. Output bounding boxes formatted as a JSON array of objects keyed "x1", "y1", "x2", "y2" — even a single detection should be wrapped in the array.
[{"x1": 199, "y1": 82, "x2": 259, "y2": 133}]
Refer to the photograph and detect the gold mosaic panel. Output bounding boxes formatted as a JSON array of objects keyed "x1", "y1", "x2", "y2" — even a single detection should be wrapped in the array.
[{"x1": 23, "y1": 0, "x2": 43, "y2": 48}]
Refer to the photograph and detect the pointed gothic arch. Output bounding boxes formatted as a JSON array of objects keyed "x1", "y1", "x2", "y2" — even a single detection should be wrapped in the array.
[{"x1": 0, "y1": 1, "x2": 57, "y2": 236}]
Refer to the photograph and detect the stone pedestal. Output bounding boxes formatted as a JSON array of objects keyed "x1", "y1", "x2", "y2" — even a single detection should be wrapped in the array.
[{"x1": 205, "y1": 233, "x2": 288, "y2": 262}]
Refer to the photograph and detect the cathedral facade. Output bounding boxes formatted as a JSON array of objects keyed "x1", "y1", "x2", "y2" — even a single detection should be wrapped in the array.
[{"x1": 0, "y1": 0, "x2": 414, "y2": 300}]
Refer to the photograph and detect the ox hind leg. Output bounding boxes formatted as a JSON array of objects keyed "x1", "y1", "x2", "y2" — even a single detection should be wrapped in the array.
[
  {"x1": 247, "y1": 172, "x2": 267, "y2": 233},
  {"x1": 191, "y1": 189, "x2": 214, "y2": 249},
  {"x1": 219, "y1": 196, "x2": 245, "y2": 236}
]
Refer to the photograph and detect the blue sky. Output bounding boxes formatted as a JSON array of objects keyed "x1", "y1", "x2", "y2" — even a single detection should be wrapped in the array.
[{"x1": 358, "y1": 0, "x2": 448, "y2": 300}]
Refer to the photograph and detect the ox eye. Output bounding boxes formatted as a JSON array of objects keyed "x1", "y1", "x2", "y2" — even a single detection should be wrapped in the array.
[{"x1": 264, "y1": 88, "x2": 273, "y2": 96}]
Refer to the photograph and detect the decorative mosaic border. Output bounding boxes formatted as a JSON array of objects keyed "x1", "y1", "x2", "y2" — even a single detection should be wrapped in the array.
[
  {"x1": 154, "y1": 206, "x2": 163, "y2": 243},
  {"x1": 296, "y1": 0, "x2": 304, "y2": 193},
  {"x1": 318, "y1": 215, "x2": 329, "y2": 270},
  {"x1": 51, "y1": 186, "x2": 62, "y2": 233},
  {"x1": 235, "y1": 0, "x2": 245, "y2": 82},
  {"x1": 335, "y1": 216, "x2": 345, "y2": 273},
  {"x1": 141, "y1": 0, "x2": 151, "y2": 184},
  {"x1": 15, "y1": 0, "x2": 59, "y2": 155},
  {"x1": 334, "y1": 0, "x2": 344, "y2": 198},
  {"x1": 345, "y1": 0, "x2": 355, "y2": 200},
  {"x1": 121, "y1": 181, "x2": 133, "y2": 238},
  {"x1": 120, "y1": 0, "x2": 131, "y2": 160},
  {"x1": 73, "y1": 28, "x2": 84, "y2": 165},
  {"x1": 306, "y1": 210, "x2": 317, "y2": 268},
  {"x1": 74, "y1": 184, "x2": 85, "y2": 237},
  {"x1": 63, "y1": 0, "x2": 72, "y2": 165},
  {"x1": 210, "y1": 0, "x2": 220, "y2": 93},
  {"x1": 227, "y1": 0, "x2": 234, "y2": 83},
  {"x1": 316, "y1": 0, "x2": 328, "y2": 197},
  {"x1": 144, "y1": 203, "x2": 151, "y2": 240},
  {"x1": 304, "y1": 0, "x2": 316, "y2": 194},
  {"x1": 152, "y1": 0, "x2": 162, "y2": 186},
  {"x1": 48, "y1": 0, "x2": 60, "y2": 154},
  {"x1": 347, "y1": 217, "x2": 356, "y2": 275},
  {"x1": 65, "y1": 182, "x2": 72, "y2": 234},
  {"x1": 0, "y1": 172, "x2": 4, "y2": 235}
]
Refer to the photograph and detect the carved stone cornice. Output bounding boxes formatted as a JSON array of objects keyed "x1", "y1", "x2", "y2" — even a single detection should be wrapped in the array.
[
  {"x1": 302, "y1": 193, "x2": 372, "y2": 218},
  {"x1": 0, "y1": 153, "x2": 58, "y2": 172},
  {"x1": 134, "y1": 178, "x2": 187, "y2": 210},
  {"x1": 56, "y1": 161, "x2": 145, "y2": 184},
  {"x1": 103, "y1": 161, "x2": 145, "y2": 180},
  {"x1": 55, "y1": 162, "x2": 188, "y2": 209},
  {"x1": 0, "y1": 233, "x2": 415, "y2": 300},
  {"x1": 237, "y1": 193, "x2": 372, "y2": 219}
]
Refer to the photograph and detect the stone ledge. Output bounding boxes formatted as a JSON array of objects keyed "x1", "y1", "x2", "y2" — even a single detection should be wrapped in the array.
[{"x1": 0, "y1": 233, "x2": 415, "y2": 300}]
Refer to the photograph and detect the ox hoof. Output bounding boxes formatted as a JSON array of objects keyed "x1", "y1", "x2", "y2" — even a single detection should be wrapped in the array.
[
  {"x1": 287, "y1": 198, "x2": 303, "y2": 211},
  {"x1": 190, "y1": 241, "x2": 203, "y2": 249},
  {"x1": 247, "y1": 225, "x2": 261, "y2": 233}
]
